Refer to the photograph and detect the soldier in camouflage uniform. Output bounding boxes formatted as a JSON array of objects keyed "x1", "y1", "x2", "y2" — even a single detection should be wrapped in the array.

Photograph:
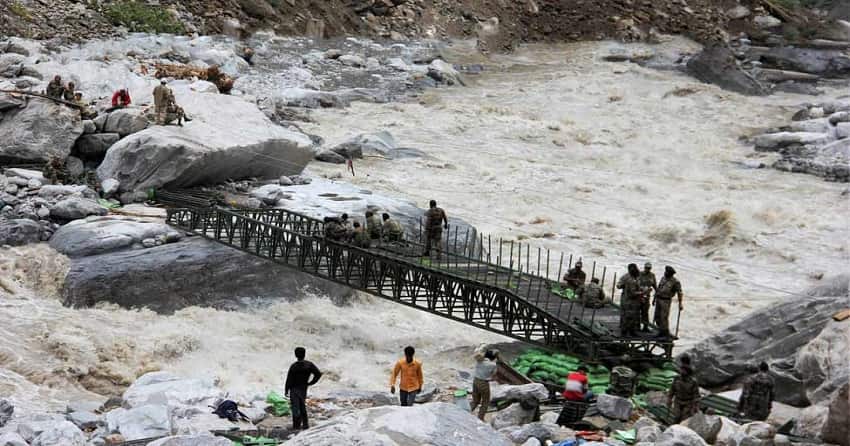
[
  {"x1": 423, "y1": 200, "x2": 447, "y2": 258},
  {"x1": 638, "y1": 262, "x2": 657, "y2": 331},
  {"x1": 564, "y1": 260, "x2": 587, "y2": 298},
  {"x1": 654, "y1": 266, "x2": 683, "y2": 338},
  {"x1": 738, "y1": 362, "x2": 775, "y2": 421},
  {"x1": 581, "y1": 278, "x2": 607, "y2": 308},
  {"x1": 366, "y1": 210, "x2": 382, "y2": 240},
  {"x1": 668, "y1": 358, "x2": 700, "y2": 423},
  {"x1": 46, "y1": 75, "x2": 64, "y2": 98},
  {"x1": 617, "y1": 263, "x2": 643, "y2": 336},
  {"x1": 351, "y1": 222, "x2": 371, "y2": 248},
  {"x1": 322, "y1": 217, "x2": 346, "y2": 241},
  {"x1": 382, "y1": 213, "x2": 404, "y2": 242}
]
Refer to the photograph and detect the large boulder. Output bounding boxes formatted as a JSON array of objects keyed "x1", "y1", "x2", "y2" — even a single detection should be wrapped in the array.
[
  {"x1": 500, "y1": 422, "x2": 569, "y2": 444},
  {"x1": 758, "y1": 47, "x2": 850, "y2": 77},
  {"x1": 74, "y1": 133, "x2": 121, "y2": 160},
  {"x1": 793, "y1": 383, "x2": 849, "y2": 446},
  {"x1": 489, "y1": 383, "x2": 549, "y2": 403},
  {"x1": 656, "y1": 425, "x2": 708, "y2": 446},
  {"x1": 281, "y1": 402, "x2": 511, "y2": 446},
  {"x1": 753, "y1": 132, "x2": 831, "y2": 151},
  {"x1": 793, "y1": 319, "x2": 850, "y2": 402},
  {"x1": 103, "y1": 108, "x2": 148, "y2": 137},
  {"x1": 686, "y1": 46, "x2": 768, "y2": 96},
  {"x1": 147, "y1": 435, "x2": 231, "y2": 446},
  {"x1": 330, "y1": 131, "x2": 399, "y2": 159},
  {"x1": 97, "y1": 92, "x2": 314, "y2": 194},
  {"x1": 49, "y1": 216, "x2": 179, "y2": 257},
  {"x1": 0, "y1": 399, "x2": 12, "y2": 427},
  {"x1": 105, "y1": 405, "x2": 171, "y2": 441},
  {"x1": 682, "y1": 412, "x2": 722, "y2": 444},
  {"x1": 61, "y1": 237, "x2": 353, "y2": 312},
  {"x1": 716, "y1": 417, "x2": 743, "y2": 446},
  {"x1": 122, "y1": 372, "x2": 223, "y2": 408},
  {"x1": 491, "y1": 402, "x2": 537, "y2": 430},
  {"x1": 0, "y1": 219, "x2": 42, "y2": 246},
  {"x1": 31, "y1": 421, "x2": 85, "y2": 446},
  {"x1": 0, "y1": 98, "x2": 83, "y2": 163},
  {"x1": 596, "y1": 394, "x2": 633, "y2": 420},
  {"x1": 0, "y1": 432, "x2": 27, "y2": 446},
  {"x1": 49, "y1": 197, "x2": 108, "y2": 221},
  {"x1": 685, "y1": 276, "x2": 849, "y2": 405}
]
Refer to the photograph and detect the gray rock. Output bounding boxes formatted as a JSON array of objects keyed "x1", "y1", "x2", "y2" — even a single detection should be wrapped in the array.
[
  {"x1": 65, "y1": 156, "x2": 85, "y2": 178},
  {"x1": 793, "y1": 382, "x2": 848, "y2": 446},
  {"x1": 15, "y1": 414, "x2": 67, "y2": 443},
  {"x1": 0, "y1": 93, "x2": 24, "y2": 112},
  {"x1": 103, "y1": 108, "x2": 148, "y2": 137},
  {"x1": 250, "y1": 184, "x2": 291, "y2": 205},
  {"x1": 38, "y1": 184, "x2": 97, "y2": 199},
  {"x1": 339, "y1": 54, "x2": 366, "y2": 67},
  {"x1": 0, "y1": 432, "x2": 27, "y2": 446},
  {"x1": 428, "y1": 59, "x2": 463, "y2": 86},
  {"x1": 4, "y1": 184, "x2": 18, "y2": 195},
  {"x1": 829, "y1": 111, "x2": 850, "y2": 125},
  {"x1": 522, "y1": 439, "x2": 542, "y2": 446},
  {"x1": 67, "y1": 411, "x2": 102, "y2": 430},
  {"x1": 26, "y1": 178, "x2": 41, "y2": 189},
  {"x1": 62, "y1": 237, "x2": 353, "y2": 312},
  {"x1": 141, "y1": 238, "x2": 156, "y2": 248},
  {"x1": 638, "y1": 425, "x2": 663, "y2": 443},
  {"x1": 758, "y1": 47, "x2": 850, "y2": 77},
  {"x1": 793, "y1": 319, "x2": 849, "y2": 403},
  {"x1": 50, "y1": 197, "x2": 108, "y2": 221},
  {"x1": 687, "y1": 46, "x2": 768, "y2": 96},
  {"x1": 490, "y1": 383, "x2": 549, "y2": 403},
  {"x1": 278, "y1": 175, "x2": 294, "y2": 186},
  {"x1": 92, "y1": 114, "x2": 108, "y2": 132},
  {"x1": 491, "y1": 402, "x2": 536, "y2": 430},
  {"x1": 283, "y1": 402, "x2": 511, "y2": 446},
  {"x1": 415, "y1": 384, "x2": 439, "y2": 403},
  {"x1": 501, "y1": 422, "x2": 561, "y2": 443},
  {"x1": 104, "y1": 405, "x2": 171, "y2": 441},
  {"x1": 596, "y1": 394, "x2": 633, "y2": 421},
  {"x1": 146, "y1": 434, "x2": 231, "y2": 446},
  {"x1": 836, "y1": 122, "x2": 850, "y2": 139},
  {"x1": 717, "y1": 417, "x2": 743, "y2": 446},
  {"x1": 315, "y1": 149, "x2": 346, "y2": 164},
  {"x1": 753, "y1": 132, "x2": 830, "y2": 151},
  {"x1": 4, "y1": 168, "x2": 44, "y2": 182},
  {"x1": 66, "y1": 400, "x2": 103, "y2": 414},
  {"x1": 0, "y1": 399, "x2": 12, "y2": 427},
  {"x1": 686, "y1": 276, "x2": 850, "y2": 405},
  {"x1": 753, "y1": 15, "x2": 782, "y2": 28},
  {"x1": 97, "y1": 92, "x2": 314, "y2": 194},
  {"x1": 276, "y1": 88, "x2": 348, "y2": 108},
  {"x1": 0, "y1": 219, "x2": 42, "y2": 246},
  {"x1": 320, "y1": 389, "x2": 396, "y2": 406},
  {"x1": 683, "y1": 412, "x2": 722, "y2": 444},
  {"x1": 32, "y1": 420, "x2": 86, "y2": 446},
  {"x1": 787, "y1": 118, "x2": 832, "y2": 134},
  {"x1": 741, "y1": 422, "x2": 776, "y2": 446},
  {"x1": 238, "y1": 406, "x2": 267, "y2": 425},
  {"x1": 101, "y1": 178, "x2": 120, "y2": 197},
  {"x1": 122, "y1": 371, "x2": 224, "y2": 408},
  {"x1": 634, "y1": 416, "x2": 660, "y2": 432},
  {"x1": 82, "y1": 120, "x2": 97, "y2": 134},
  {"x1": 657, "y1": 425, "x2": 708, "y2": 446},
  {"x1": 332, "y1": 131, "x2": 397, "y2": 159},
  {"x1": 0, "y1": 98, "x2": 83, "y2": 163},
  {"x1": 74, "y1": 133, "x2": 121, "y2": 159},
  {"x1": 726, "y1": 5, "x2": 751, "y2": 19}
]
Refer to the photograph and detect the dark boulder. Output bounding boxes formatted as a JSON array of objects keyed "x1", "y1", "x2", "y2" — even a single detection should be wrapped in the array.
[{"x1": 687, "y1": 46, "x2": 768, "y2": 96}]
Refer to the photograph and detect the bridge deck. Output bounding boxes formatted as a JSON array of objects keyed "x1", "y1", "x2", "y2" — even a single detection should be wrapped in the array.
[{"x1": 166, "y1": 206, "x2": 672, "y2": 363}]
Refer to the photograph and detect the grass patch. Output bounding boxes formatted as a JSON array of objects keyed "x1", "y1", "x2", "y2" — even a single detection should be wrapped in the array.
[
  {"x1": 9, "y1": 1, "x2": 32, "y2": 20},
  {"x1": 105, "y1": 0, "x2": 185, "y2": 34}
]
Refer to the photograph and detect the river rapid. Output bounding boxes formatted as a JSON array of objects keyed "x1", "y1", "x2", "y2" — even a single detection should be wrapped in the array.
[{"x1": 1, "y1": 36, "x2": 847, "y2": 415}]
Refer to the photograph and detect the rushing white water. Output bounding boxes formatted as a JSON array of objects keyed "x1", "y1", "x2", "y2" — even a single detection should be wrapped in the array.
[{"x1": 2, "y1": 36, "x2": 848, "y2": 415}]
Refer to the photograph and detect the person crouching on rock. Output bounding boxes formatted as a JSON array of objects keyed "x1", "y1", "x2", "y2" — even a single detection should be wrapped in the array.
[
  {"x1": 73, "y1": 92, "x2": 97, "y2": 120},
  {"x1": 110, "y1": 88, "x2": 132, "y2": 111},
  {"x1": 162, "y1": 90, "x2": 191, "y2": 127}
]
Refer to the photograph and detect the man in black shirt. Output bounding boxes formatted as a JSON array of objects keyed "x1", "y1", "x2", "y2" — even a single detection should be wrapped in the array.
[{"x1": 285, "y1": 347, "x2": 323, "y2": 430}]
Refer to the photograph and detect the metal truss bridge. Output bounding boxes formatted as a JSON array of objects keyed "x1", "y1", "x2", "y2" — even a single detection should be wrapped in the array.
[{"x1": 166, "y1": 206, "x2": 673, "y2": 363}]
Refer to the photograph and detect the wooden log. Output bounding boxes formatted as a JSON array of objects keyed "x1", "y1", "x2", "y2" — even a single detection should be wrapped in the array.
[{"x1": 755, "y1": 68, "x2": 822, "y2": 83}]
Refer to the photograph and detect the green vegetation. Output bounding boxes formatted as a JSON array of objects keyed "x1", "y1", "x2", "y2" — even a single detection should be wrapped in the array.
[
  {"x1": 9, "y1": 1, "x2": 32, "y2": 20},
  {"x1": 104, "y1": 0, "x2": 185, "y2": 34}
]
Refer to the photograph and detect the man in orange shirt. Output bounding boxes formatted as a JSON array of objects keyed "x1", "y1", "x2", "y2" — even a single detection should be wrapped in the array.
[{"x1": 389, "y1": 346, "x2": 424, "y2": 406}]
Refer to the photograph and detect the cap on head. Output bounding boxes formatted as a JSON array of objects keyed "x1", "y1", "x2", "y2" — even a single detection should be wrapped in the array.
[
  {"x1": 645, "y1": 262, "x2": 652, "y2": 269},
  {"x1": 160, "y1": 79, "x2": 167, "y2": 84},
  {"x1": 665, "y1": 266, "x2": 676, "y2": 275},
  {"x1": 295, "y1": 347, "x2": 306, "y2": 360},
  {"x1": 404, "y1": 346, "x2": 415, "y2": 357}
]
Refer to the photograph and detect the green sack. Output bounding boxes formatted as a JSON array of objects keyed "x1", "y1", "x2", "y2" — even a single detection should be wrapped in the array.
[
  {"x1": 97, "y1": 198, "x2": 120, "y2": 209},
  {"x1": 234, "y1": 435, "x2": 279, "y2": 446},
  {"x1": 266, "y1": 391, "x2": 291, "y2": 416},
  {"x1": 613, "y1": 429, "x2": 637, "y2": 444}
]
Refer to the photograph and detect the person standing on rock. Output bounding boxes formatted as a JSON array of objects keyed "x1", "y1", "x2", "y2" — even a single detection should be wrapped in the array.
[
  {"x1": 390, "y1": 346, "x2": 423, "y2": 407},
  {"x1": 654, "y1": 266, "x2": 683, "y2": 339},
  {"x1": 617, "y1": 263, "x2": 643, "y2": 337},
  {"x1": 738, "y1": 362, "x2": 775, "y2": 421},
  {"x1": 46, "y1": 75, "x2": 64, "y2": 99},
  {"x1": 382, "y1": 213, "x2": 404, "y2": 243},
  {"x1": 470, "y1": 346, "x2": 498, "y2": 421},
  {"x1": 668, "y1": 358, "x2": 700, "y2": 423},
  {"x1": 423, "y1": 200, "x2": 448, "y2": 258},
  {"x1": 638, "y1": 262, "x2": 658, "y2": 332},
  {"x1": 153, "y1": 79, "x2": 170, "y2": 124},
  {"x1": 285, "y1": 347, "x2": 322, "y2": 430}
]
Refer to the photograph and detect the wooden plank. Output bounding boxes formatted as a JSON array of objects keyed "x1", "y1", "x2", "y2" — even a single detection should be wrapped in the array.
[{"x1": 833, "y1": 309, "x2": 850, "y2": 322}]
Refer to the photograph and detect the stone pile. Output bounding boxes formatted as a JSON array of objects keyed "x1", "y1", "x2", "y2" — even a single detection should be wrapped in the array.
[
  {"x1": 750, "y1": 102, "x2": 850, "y2": 181},
  {"x1": 0, "y1": 169, "x2": 107, "y2": 246}
]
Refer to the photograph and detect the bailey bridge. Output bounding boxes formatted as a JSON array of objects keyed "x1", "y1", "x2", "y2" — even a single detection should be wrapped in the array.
[{"x1": 166, "y1": 205, "x2": 674, "y2": 364}]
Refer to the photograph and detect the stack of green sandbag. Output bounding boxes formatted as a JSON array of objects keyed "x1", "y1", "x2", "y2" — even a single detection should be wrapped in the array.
[
  {"x1": 266, "y1": 391, "x2": 291, "y2": 417},
  {"x1": 512, "y1": 350, "x2": 610, "y2": 393},
  {"x1": 637, "y1": 362, "x2": 679, "y2": 392}
]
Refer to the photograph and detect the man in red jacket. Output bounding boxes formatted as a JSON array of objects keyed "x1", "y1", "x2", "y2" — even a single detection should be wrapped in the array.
[
  {"x1": 563, "y1": 366, "x2": 593, "y2": 402},
  {"x1": 111, "y1": 88, "x2": 132, "y2": 109}
]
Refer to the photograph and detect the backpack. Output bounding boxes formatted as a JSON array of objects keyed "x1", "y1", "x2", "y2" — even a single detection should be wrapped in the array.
[{"x1": 212, "y1": 399, "x2": 249, "y2": 422}]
